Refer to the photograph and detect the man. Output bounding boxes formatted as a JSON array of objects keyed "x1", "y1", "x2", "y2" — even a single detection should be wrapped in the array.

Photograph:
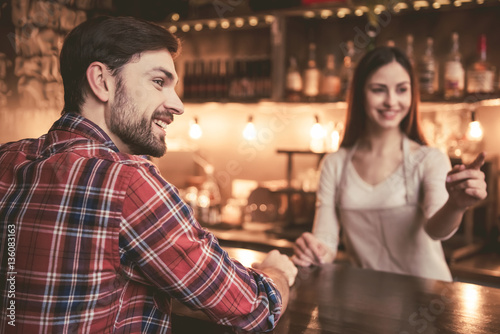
[{"x1": 0, "y1": 16, "x2": 297, "y2": 333}]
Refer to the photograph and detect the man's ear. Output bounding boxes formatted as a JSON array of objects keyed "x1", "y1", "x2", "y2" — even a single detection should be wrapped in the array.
[{"x1": 86, "y1": 61, "x2": 112, "y2": 103}]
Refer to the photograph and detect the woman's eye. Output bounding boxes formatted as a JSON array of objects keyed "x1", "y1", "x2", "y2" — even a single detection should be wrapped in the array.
[
  {"x1": 398, "y1": 87, "x2": 409, "y2": 93},
  {"x1": 153, "y1": 79, "x2": 164, "y2": 87},
  {"x1": 371, "y1": 88, "x2": 385, "y2": 93}
]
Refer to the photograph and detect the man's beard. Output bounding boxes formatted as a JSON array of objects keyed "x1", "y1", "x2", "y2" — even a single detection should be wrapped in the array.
[{"x1": 109, "y1": 78, "x2": 167, "y2": 157}]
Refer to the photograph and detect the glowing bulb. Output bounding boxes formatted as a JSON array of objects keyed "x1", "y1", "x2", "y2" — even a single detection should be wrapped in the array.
[
  {"x1": 355, "y1": 8, "x2": 364, "y2": 16},
  {"x1": 243, "y1": 116, "x2": 257, "y2": 141},
  {"x1": 466, "y1": 121, "x2": 483, "y2": 141},
  {"x1": 194, "y1": 23, "x2": 203, "y2": 31},
  {"x1": 171, "y1": 13, "x2": 180, "y2": 21},
  {"x1": 221, "y1": 20, "x2": 230, "y2": 29},
  {"x1": 265, "y1": 15, "x2": 275, "y2": 24},
  {"x1": 168, "y1": 26, "x2": 178, "y2": 33},
  {"x1": 331, "y1": 130, "x2": 340, "y2": 152},
  {"x1": 310, "y1": 116, "x2": 326, "y2": 140},
  {"x1": 320, "y1": 10, "x2": 333, "y2": 19},
  {"x1": 249, "y1": 17, "x2": 259, "y2": 26},
  {"x1": 235, "y1": 18, "x2": 244, "y2": 27},
  {"x1": 208, "y1": 20, "x2": 217, "y2": 29},
  {"x1": 433, "y1": 1, "x2": 441, "y2": 8},
  {"x1": 304, "y1": 11, "x2": 315, "y2": 18},
  {"x1": 189, "y1": 118, "x2": 202, "y2": 139},
  {"x1": 181, "y1": 24, "x2": 190, "y2": 32}
]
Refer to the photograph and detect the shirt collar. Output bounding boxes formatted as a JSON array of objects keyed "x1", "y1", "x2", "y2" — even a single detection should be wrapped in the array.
[{"x1": 49, "y1": 113, "x2": 120, "y2": 152}]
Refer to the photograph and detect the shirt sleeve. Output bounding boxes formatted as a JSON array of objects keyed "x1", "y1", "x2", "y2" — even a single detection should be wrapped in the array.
[
  {"x1": 119, "y1": 164, "x2": 282, "y2": 332},
  {"x1": 312, "y1": 151, "x2": 343, "y2": 254}
]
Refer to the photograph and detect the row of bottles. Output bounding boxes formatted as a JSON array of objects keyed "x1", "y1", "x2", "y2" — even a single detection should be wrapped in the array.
[
  {"x1": 401, "y1": 33, "x2": 496, "y2": 100},
  {"x1": 183, "y1": 57, "x2": 272, "y2": 101},
  {"x1": 286, "y1": 41, "x2": 356, "y2": 103},
  {"x1": 286, "y1": 32, "x2": 497, "y2": 103}
]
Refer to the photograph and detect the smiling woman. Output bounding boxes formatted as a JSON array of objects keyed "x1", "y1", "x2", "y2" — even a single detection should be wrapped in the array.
[{"x1": 292, "y1": 46, "x2": 488, "y2": 282}]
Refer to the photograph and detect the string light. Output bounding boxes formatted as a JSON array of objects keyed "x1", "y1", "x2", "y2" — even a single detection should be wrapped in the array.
[
  {"x1": 181, "y1": 24, "x2": 190, "y2": 32},
  {"x1": 249, "y1": 16, "x2": 259, "y2": 26},
  {"x1": 235, "y1": 18, "x2": 245, "y2": 28},
  {"x1": 265, "y1": 15, "x2": 275, "y2": 24},
  {"x1": 194, "y1": 23, "x2": 203, "y2": 31},
  {"x1": 168, "y1": 26, "x2": 178, "y2": 33},
  {"x1": 320, "y1": 10, "x2": 333, "y2": 19},
  {"x1": 189, "y1": 117, "x2": 202, "y2": 140},
  {"x1": 243, "y1": 115, "x2": 257, "y2": 141},
  {"x1": 171, "y1": 13, "x2": 180, "y2": 22},
  {"x1": 208, "y1": 20, "x2": 217, "y2": 29},
  {"x1": 221, "y1": 20, "x2": 230, "y2": 29},
  {"x1": 304, "y1": 11, "x2": 315, "y2": 18}
]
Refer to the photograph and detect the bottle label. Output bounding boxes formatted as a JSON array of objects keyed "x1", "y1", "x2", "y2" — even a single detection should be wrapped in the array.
[
  {"x1": 418, "y1": 62, "x2": 436, "y2": 94},
  {"x1": 286, "y1": 72, "x2": 303, "y2": 91},
  {"x1": 467, "y1": 70, "x2": 494, "y2": 93},
  {"x1": 444, "y1": 61, "x2": 464, "y2": 97},
  {"x1": 303, "y1": 69, "x2": 320, "y2": 97}
]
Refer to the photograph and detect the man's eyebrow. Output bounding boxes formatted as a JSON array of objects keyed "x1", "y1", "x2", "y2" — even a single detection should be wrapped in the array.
[{"x1": 151, "y1": 67, "x2": 174, "y2": 81}]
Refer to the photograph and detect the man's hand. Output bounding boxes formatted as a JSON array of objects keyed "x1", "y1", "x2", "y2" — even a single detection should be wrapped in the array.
[
  {"x1": 291, "y1": 232, "x2": 335, "y2": 267},
  {"x1": 446, "y1": 152, "x2": 488, "y2": 210},
  {"x1": 252, "y1": 250, "x2": 298, "y2": 287}
]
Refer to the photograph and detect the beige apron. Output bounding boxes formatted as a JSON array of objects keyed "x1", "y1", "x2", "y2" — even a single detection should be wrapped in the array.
[{"x1": 336, "y1": 137, "x2": 452, "y2": 281}]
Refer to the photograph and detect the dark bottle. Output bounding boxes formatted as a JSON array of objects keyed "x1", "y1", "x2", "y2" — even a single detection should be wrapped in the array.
[{"x1": 285, "y1": 56, "x2": 303, "y2": 102}]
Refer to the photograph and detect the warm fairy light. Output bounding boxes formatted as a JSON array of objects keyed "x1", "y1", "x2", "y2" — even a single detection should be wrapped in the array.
[
  {"x1": 208, "y1": 20, "x2": 217, "y2": 29},
  {"x1": 243, "y1": 116, "x2": 257, "y2": 141},
  {"x1": 477, "y1": 0, "x2": 484, "y2": 4},
  {"x1": 304, "y1": 11, "x2": 315, "y2": 18},
  {"x1": 337, "y1": 9, "x2": 347, "y2": 18},
  {"x1": 265, "y1": 15, "x2": 275, "y2": 24},
  {"x1": 433, "y1": 1, "x2": 441, "y2": 8},
  {"x1": 321, "y1": 9, "x2": 333, "y2": 19},
  {"x1": 374, "y1": 5, "x2": 385, "y2": 14},
  {"x1": 221, "y1": 20, "x2": 230, "y2": 29},
  {"x1": 171, "y1": 13, "x2": 180, "y2": 22},
  {"x1": 454, "y1": 0, "x2": 462, "y2": 6},
  {"x1": 249, "y1": 16, "x2": 259, "y2": 26},
  {"x1": 181, "y1": 24, "x2": 190, "y2": 32},
  {"x1": 354, "y1": 8, "x2": 364, "y2": 16},
  {"x1": 168, "y1": 26, "x2": 178, "y2": 33},
  {"x1": 194, "y1": 23, "x2": 203, "y2": 31},
  {"x1": 235, "y1": 18, "x2": 245, "y2": 27},
  {"x1": 189, "y1": 117, "x2": 202, "y2": 140}
]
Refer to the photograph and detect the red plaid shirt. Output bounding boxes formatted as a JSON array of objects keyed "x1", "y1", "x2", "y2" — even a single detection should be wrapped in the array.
[{"x1": 0, "y1": 113, "x2": 282, "y2": 333}]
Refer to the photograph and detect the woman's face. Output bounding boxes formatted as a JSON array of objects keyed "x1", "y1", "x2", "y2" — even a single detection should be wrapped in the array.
[{"x1": 364, "y1": 60, "x2": 411, "y2": 131}]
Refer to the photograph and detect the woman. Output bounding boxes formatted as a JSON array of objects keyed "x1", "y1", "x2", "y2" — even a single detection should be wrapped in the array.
[{"x1": 292, "y1": 46, "x2": 487, "y2": 281}]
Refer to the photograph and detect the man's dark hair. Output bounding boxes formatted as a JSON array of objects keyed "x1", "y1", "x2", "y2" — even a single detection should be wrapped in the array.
[{"x1": 59, "y1": 16, "x2": 180, "y2": 114}]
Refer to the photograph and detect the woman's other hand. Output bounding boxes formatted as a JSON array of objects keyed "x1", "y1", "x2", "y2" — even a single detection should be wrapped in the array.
[{"x1": 291, "y1": 232, "x2": 336, "y2": 267}]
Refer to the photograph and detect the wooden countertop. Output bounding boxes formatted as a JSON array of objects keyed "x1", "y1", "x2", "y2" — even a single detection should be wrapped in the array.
[{"x1": 172, "y1": 247, "x2": 500, "y2": 334}]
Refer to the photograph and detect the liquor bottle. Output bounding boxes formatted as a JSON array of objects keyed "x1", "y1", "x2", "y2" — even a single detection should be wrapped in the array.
[
  {"x1": 320, "y1": 54, "x2": 341, "y2": 102},
  {"x1": 183, "y1": 60, "x2": 192, "y2": 99},
  {"x1": 444, "y1": 32, "x2": 465, "y2": 100},
  {"x1": 340, "y1": 40, "x2": 356, "y2": 101},
  {"x1": 467, "y1": 34, "x2": 496, "y2": 95},
  {"x1": 406, "y1": 34, "x2": 414, "y2": 66},
  {"x1": 285, "y1": 56, "x2": 303, "y2": 102},
  {"x1": 418, "y1": 37, "x2": 438, "y2": 100},
  {"x1": 303, "y1": 42, "x2": 320, "y2": 102}
]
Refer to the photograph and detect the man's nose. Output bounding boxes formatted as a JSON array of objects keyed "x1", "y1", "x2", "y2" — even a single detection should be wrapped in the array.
[{"x1": 164, "y1": 89, "x2": 184, "y2": 115}]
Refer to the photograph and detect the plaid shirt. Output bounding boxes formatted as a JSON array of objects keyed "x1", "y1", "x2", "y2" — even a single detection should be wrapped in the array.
[{"x1": 0, "y1": 113, "x2": 282, "y2": 333}]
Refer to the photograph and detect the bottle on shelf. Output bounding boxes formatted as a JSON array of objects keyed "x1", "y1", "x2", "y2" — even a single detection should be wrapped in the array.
[
  {"x1": 285, "y1": 55, "x2": 303, "y2": 102},
  {"x1": 418, "y1": 37, "x2": 439, "y2": 100},
  {"x1": 340, "y1": 40, "x2": 356, "y2": 101},
  {"x1": 406, "y1": 34, "x2": 414, "y2": 66},
  {"x1": 444, "y1": 32, "x2": 465, "y2": 100},
  {"x1": 303, "y1": 42, "x2": 321, "y2": 102},
  {"x1": 183, "y1": 60, "x2": 192, "y2": 99},
  {"x1": 467, "y1": 34, "x2": 496, "y2": 96},
  {"x1": 320, "y1": 54, "x2": 341, "y2": 102}
]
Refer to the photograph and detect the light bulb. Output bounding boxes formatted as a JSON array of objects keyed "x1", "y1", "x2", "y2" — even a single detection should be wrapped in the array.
[
  {"x1": 466, "y1": 121, "x2": 483, "y2": 141},
  {"x1": 243, "y1": 116, "x2": 256, "y2": 141},
  {"x1": 189, "y1": 118, "x2": 202, "y2": 139},
  {"x1": 310, "y1": 115, "x2": 326, "y2": 140}
]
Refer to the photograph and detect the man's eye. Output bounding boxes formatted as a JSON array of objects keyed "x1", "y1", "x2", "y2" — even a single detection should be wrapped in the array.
[{"x1": 153, "y1": 79, "x2": 164, "y2": 87}]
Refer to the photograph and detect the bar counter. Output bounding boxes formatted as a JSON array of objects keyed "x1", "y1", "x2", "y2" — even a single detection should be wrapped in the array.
[{"x1": 172, "y1": 247, "x2": 500, "y2": 334}]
